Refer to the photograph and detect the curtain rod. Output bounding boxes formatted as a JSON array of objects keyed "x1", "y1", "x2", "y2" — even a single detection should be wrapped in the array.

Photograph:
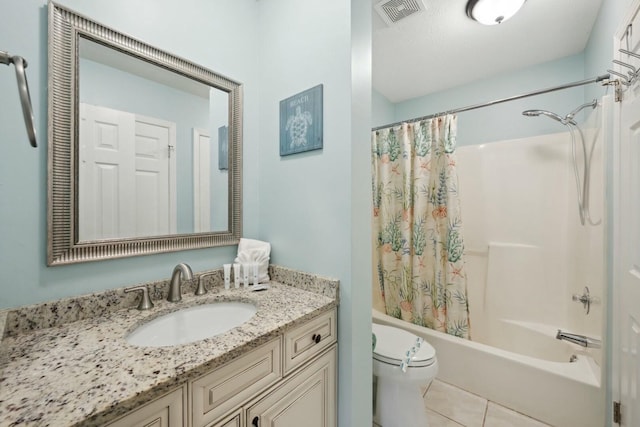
[{"x1": 372, "y1": 73, "x2": 611, "y2": 132}]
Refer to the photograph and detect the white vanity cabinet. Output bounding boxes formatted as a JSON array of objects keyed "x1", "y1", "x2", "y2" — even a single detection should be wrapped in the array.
[
  {"x1": 104, "y1": 309, "x2": 336, "y2": 427},
  {"x1": 104, "y1": 386, "x2": 187, "y2": 427},
  {"x1": 194, "y1": 308, "x2": 337, "y2": 427}
]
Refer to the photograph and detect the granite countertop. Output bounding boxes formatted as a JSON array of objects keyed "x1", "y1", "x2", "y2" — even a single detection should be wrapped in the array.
[{"x1": 0, "y1": 274, "x2": 337, "y2": 427}]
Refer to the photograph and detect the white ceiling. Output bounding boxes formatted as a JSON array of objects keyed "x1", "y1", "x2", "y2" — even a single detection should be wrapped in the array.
[{"x1": 373, "y1": 0, "x2": 604, "y2": 103}]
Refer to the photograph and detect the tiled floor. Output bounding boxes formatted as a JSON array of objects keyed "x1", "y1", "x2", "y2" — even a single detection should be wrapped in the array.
[
  {"x1": 422, "y1": 379, "x2": 553, "y2": 427},
  {"x1": 374, "y1": 378, "x2": 553, "y2": 427}
]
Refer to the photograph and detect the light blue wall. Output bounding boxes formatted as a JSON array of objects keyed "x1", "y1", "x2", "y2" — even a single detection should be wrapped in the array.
[
  {"x1": 391, "y1": 53, "x2": 591, "y2": 146},
  {"x1": 372, "y1": 89, "x2": 395, "y2": 128},
  {"x1": 0, "y1": 0, "x2": 260, "y2": 308},
  {"x1": 255, "y1": 1, "x2": 372, "y2": 425}
]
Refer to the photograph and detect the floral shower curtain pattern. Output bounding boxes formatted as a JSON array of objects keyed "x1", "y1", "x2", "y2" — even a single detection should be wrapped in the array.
[{"x1": 372, "y1": 115, "x2": 470, "y2": 339}]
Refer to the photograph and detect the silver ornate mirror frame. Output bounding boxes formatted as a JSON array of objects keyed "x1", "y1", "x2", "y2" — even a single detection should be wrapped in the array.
[{"x1": 47, "y1": 2, "x2": 243, "y2": 265}]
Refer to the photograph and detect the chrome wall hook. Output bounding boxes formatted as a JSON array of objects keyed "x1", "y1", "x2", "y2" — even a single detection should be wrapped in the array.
[
  {"x1": 607, "y1": 69, "x2": 633, "y2": 85},
  {"x1": 613, "y1": 59, "x2": 637, "y2": 74},
  {"x1": 609, "y1": 48, "x2": 640, "y2": 89},
  {"x1": 619, "y1": 48, "x2": 640, "y2": 59}
]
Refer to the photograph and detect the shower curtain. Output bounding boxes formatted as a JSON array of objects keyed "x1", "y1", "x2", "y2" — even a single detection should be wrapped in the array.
[{"x1": 372, "y1": 115, "x2": 470, "y2": 339}]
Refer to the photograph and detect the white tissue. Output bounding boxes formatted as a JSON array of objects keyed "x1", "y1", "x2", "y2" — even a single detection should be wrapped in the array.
[{"x1": 234, "y1": 238, "x2": 271, "y2": 283}]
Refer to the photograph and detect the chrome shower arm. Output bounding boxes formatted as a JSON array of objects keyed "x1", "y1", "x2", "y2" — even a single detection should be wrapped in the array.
[
  {"x1": 565, "y1": 99, "x2": 598, "y2": 123},
  {"x1": 2, "y1": 50, "x2": 37, "y2": 148}
]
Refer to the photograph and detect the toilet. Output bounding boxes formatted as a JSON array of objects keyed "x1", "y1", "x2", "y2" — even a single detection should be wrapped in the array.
[{"x1": 372, "y1": 323, "x2": 438, "y2": 427}]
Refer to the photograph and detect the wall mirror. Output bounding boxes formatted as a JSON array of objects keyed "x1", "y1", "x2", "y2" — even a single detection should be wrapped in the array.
[{"x1": 48, "y1": 2, "x2": 243, "y2": 265}]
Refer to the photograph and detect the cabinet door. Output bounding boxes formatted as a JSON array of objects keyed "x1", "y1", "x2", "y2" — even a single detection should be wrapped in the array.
[
  {"x1": 247, "y1": 346, "x2": 336, "y2": 427},
  {"x1": 105, "y1": 386, "x2": 185, "y2": 427}
]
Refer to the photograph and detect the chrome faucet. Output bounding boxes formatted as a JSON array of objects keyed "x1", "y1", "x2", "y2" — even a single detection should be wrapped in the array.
[
  {"x1": 167, "y1": 263, "x2": 193, "y2": 302},
  {"x1": 556, "y1": 329, "x2": 601, "y2": 349}
]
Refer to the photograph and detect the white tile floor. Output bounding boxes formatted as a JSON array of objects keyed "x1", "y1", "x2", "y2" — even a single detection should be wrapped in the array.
[{"x1": 421, "y1": 379, "x2": 553, "y2": 427}]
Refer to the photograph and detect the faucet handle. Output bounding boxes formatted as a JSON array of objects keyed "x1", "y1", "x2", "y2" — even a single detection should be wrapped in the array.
[
  {"x1": 125, "y1": 285, "x2": 154, "y2": 310},
  {"x1": 196, "y1": 272, "x2": 217, "y2": 296},
  {"x1": 196, "y1": 274, "x2": 210, "y2": 296},
  {"x1": 572, "y1": 286, "x2": 592, "y2": 315}
]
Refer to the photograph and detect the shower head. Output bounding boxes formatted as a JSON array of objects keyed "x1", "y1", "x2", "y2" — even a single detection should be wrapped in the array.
[
  {"x1": 521, "y1": 109, "x2": 568, "y2": 124},
  {"x1": 522, "y1": 100, "x2": 598, "y2": 126}
]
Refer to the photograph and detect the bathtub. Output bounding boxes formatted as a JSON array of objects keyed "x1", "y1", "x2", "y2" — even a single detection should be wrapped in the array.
[{"x1": 373, "y1": 309, "x2": 605, "y2": 427}]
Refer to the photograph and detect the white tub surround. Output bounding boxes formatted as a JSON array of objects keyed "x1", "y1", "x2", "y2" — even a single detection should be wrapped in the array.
[
  {"x1": 457, "y1": 126, "x2": 606, "y2": 368},
  {"x1": 0, "y1": 266, "x2": 338, "y2": 426},
  {"x1": 447, "y1": 117, "x2": 605, "y2": 426}
]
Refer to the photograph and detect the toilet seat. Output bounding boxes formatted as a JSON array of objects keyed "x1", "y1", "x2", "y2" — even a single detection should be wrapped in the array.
[{"x1": 372, "y1": 323, "x2": 436, "y2": 368}]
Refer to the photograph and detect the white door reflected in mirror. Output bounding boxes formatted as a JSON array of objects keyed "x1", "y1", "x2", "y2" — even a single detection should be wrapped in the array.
[{"x1": 79, "y1": 104, "x2": 177, "y2": 241}]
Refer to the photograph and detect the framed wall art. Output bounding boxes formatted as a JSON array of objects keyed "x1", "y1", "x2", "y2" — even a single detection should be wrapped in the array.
[{"x1": 279, "y1": 84, "x2": 323, "y2": 156}]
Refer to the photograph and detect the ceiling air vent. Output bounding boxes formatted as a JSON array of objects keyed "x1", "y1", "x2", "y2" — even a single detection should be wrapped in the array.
[{"x1": 375, "y1": 0, "x2": 427, "y2": 26}]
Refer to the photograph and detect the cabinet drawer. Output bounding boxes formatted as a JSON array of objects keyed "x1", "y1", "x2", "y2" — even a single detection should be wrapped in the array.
[
  {"x1": 284, "y1": 309, "x2": 336, "y2": 375},
  {"x1": 191, "y1": 337, "x2": 282, "y2": 427}
]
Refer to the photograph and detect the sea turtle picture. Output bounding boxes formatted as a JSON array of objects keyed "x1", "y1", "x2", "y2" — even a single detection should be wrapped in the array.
[
  {"x1": 279, "y1": 84, "x2": 323, "y2": 156},
  {"x1": 286, "y1": 106, "x2": 313, "y2": 148}
]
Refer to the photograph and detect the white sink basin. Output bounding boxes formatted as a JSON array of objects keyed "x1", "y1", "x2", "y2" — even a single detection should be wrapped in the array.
[{"x1": 126, "y1": 302, "x2": 257, "y2": 347}]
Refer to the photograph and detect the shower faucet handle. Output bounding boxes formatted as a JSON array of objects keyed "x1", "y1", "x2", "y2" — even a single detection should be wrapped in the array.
[{"x1": 572, "y1": 286, "x2": 594, "y2": 315}]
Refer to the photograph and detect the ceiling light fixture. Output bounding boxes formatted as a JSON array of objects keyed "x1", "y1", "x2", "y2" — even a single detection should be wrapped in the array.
[{"x1": 466, "y1": 0, "x2": 526, "y2": 25}]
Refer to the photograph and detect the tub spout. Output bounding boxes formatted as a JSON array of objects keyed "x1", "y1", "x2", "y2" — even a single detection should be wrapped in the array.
[{"x1": 556, "y1": 330, "x2": 601, "y2": 349}]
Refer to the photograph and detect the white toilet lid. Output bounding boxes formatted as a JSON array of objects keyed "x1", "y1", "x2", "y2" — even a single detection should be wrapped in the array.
[{"x1": 372, "y1": 323, "x2": 436, "y2": 368}]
